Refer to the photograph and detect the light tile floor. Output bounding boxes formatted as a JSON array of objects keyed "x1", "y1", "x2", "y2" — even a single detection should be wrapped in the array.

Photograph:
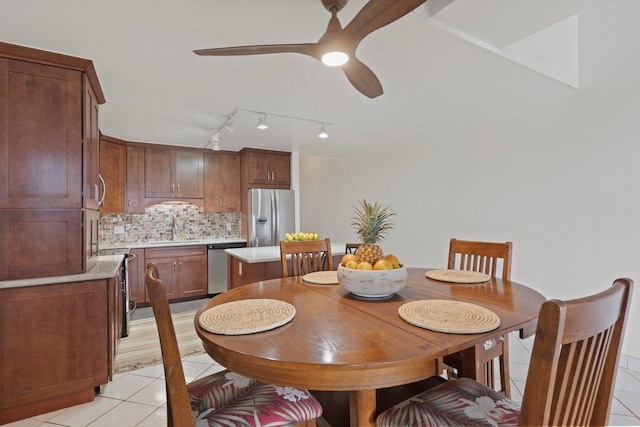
[{"x1": 5, "y1": 332, "x2": 640, "y2": 426}]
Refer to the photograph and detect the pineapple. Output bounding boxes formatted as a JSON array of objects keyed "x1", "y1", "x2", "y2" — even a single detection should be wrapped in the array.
[{"x1": 351, "y1": 199, "x2": 396, "y2": 265}]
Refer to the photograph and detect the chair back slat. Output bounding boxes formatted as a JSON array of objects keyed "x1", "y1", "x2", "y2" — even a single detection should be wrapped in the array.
[
  {"x1": 519, "y1": 278, "x2": 633, "y2": 427},
  {"x1": 448, "y1": 238, "x2": 512, "y2": 280},
  {"x1": 145, "y1": 263, "x2": 195, "y2": 427},
  {"x1": 280, "y1": 238, "x2": 334, "y2": 277}
]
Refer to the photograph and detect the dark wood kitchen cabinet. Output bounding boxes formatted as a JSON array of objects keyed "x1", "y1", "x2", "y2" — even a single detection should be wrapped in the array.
[
  {"x1": 145, "y1": 245, "x2": 207, "y2": 300},
  {"x1": 241, "y1": 148, "x2": 291, "y2": 189},
  {"x1": 145, "y1": 147, "x2": 204, "y2": 202},
  {"x1": 99, "y1": 136, "x2": 126, "y2": 213},
  {"x1": 0, "y1": 42, "x2": 105, "y2": 281},
  {"x1": 126, "y1": 145, "x2": 146, "y2": 213},
  {"x1": 204, "y1": 151, "x2": 240, "y2": 212},
  {"x1": 127, "y1": 248, "x2": 147, "y2": 305},
  {"x1": 0, "y1": 272, "x2": 121, "y2": 424}
]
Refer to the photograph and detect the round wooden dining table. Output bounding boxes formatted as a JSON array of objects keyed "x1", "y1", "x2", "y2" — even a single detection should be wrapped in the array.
[{"x1": 194, "y1": 267, "x2": 545, "y2": 427}]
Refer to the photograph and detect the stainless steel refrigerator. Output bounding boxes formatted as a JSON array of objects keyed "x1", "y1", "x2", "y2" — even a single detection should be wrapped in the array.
[{"x1": 247, "y1": 189, "x2": 295, "y2": 247}]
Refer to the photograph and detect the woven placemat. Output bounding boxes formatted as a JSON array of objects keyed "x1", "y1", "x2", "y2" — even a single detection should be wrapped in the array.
[
  {"x1": 425, "y1": 269, "x2": 490, "y2": 284},
  {"x1": 303, "y1": 271, "x2": 339, "y2": 285},
  {"x1": 199, "y1": 299, "x2": 296, "y2": 335},
  {"x1": 398, "y1": 300, "x2": 500, "y2": 334}
]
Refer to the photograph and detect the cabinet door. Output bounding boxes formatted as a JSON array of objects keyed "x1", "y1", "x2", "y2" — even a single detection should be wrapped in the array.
[
  {"x1": 246, "y1": 151, "x2": 272, "y2": 185},
  {"x1": 222, "y1": 153, "x2": 241, "y2": 211},
  {"x1": 99, "y1": 140, "x2": 126, "y2": 213},
  {"x1": 0, "y1": 59, "x2": 82, "y2": 209},
  {"x1": 204, "y1": 152, "x2": 240, "y2": 212},
  {"x1": 0, "y1": 209, "x2": 83, "y2": 281},
  {"x1": 83, "y1": 74, "x2": 101, "y2": 210},
  {"x1": 175, "y1": 151, "x2": 204, "y2": 199},
  {"x1": 177, "y1": 254, "x2": 207, "y2": 298},
  {"x1": 0, "y1": 280, "x2": 109, "y2": 412},
  {"x1": 146, "y1": 256, "x2": 178, "y2": 299},
  {"x1": 126, "y1": 146, "x2": 145, "y2": 213},
  {"x1": 144, "y1": 148, "x2": 174, "y2": 198},
  {"x1": 269, "y1": 154, "x2": 291, "y2": 187},
  {"x1": 127, "y1": 249, "x2": 146, "y2": 305}
]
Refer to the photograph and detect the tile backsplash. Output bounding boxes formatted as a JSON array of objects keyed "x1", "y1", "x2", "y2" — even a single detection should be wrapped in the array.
[{"x1": 99, "y1": 202, "x2": 241, "y2": 247}]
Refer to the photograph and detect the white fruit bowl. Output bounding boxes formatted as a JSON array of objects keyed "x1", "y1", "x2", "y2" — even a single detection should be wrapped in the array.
[{"x1": 337, "y1": 264, "x2": 408, "y2": 298}]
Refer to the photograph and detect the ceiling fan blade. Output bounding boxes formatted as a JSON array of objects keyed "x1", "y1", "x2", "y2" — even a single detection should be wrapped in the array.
[
  {"x1": 340, "y1": 0, "x2": 426, "y2": 48},
  {"x1": 341, "y1": 56, "x2": 383, "y2": 99},
  {"x1": 194, "y1": 43, "x2": 316, "y2": 57}
]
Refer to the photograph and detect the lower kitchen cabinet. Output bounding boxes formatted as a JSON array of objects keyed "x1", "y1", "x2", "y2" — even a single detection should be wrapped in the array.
[
  {"x1": 227, "y1": 253, "x2": 343, "y2": 289},
  {"x1": 127, "y1": 248, "x2": 146, "y2": 306},
  {"x1": 0, "y1": 273, "x2": 121, "y2": 424},
  {"x1": 145, "y1": 246, "x2": 207, "y2": 300}
]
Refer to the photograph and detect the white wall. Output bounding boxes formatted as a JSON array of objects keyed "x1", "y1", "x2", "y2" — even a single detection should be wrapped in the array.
[{"x1": 299, "y1": 0, "x2": 640, "y2": 360}]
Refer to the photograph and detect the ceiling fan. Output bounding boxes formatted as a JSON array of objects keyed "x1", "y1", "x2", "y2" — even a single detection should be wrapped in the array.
[{"x1": 194, "y1": 0, "x2": 427, "y2": 98}]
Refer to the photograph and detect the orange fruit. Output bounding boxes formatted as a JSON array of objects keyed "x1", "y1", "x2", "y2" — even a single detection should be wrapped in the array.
[
  {"x1": 344, "y1": 260, "x2": 358, "y2": 269},
  {"x1": 374, "y1": 259, "x2": 393, "y2": 270},
  {"x1": 356, "y1": 262, "x2": 373, "y2": 270},
  {"x1": 341, "y1": 254, "x2": 358, "y2": 266},
  {"x1": 384, "y1": 254, "x2": 401, "y2": 269}
]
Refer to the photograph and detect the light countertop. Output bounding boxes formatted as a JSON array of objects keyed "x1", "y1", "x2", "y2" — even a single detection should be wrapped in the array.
[
  {"x1": 0, "y1": 255, "x2": 125, "y2": 290},
  {"x1": 226, "y1": 242, "x2": 347, "y2": 263},
  {"x1": 101, "y1": 238, "x2": 246, "y2": 250}
]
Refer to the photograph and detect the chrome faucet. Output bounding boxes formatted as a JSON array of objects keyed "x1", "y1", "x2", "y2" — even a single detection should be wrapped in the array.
[{"x1": 171, "y1": 215, "x2": 179, "y2": 241}]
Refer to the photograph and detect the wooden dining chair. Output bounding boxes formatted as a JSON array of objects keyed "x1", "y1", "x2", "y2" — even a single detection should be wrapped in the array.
[
  {"x1": 442, "y1": 238, "x2": 513, "y2": 397},
  {"x1": 145, "y1": 263, "x2": 323, "y2": 427},
  {"x1": 280, "y1": 238, "x2": 334, "y2": 277},
  {"x1": 345, "y1": 243, "x2": 360, "y2": 254},
  {"x1": 377, "y1": 278, "x2": 633, "y2": 427}
]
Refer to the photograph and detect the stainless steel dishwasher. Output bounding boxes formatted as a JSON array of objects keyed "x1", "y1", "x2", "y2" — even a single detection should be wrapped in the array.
[{"x1": 208, "y1": 242, "x2": 246, "y2": 294}]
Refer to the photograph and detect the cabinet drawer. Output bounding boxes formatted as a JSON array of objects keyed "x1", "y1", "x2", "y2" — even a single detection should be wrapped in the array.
[{"x1": 145, "y1": 245, "x2": 207, "y2": 259}]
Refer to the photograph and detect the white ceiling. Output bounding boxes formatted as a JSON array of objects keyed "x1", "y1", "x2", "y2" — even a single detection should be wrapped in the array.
[{"x1": 0, "y1": 0, "x2": 600, "y2": 158}]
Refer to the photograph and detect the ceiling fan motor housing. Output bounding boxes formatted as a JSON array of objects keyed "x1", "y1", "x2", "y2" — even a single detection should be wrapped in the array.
[{"x1": 321, "y1": 0, "x2": 348, "y2": 12}]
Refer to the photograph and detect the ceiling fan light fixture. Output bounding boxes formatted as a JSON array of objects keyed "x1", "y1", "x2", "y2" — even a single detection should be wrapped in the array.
[
  {"x1": 318, "y1": 124, "x2": 329, "y2": 139},
  {"x1": 321, "y1": 51, "x2": 349, "y2": 67},
  {"x1": 256, "y1": 114, "x2": 268, "y2": 130}
]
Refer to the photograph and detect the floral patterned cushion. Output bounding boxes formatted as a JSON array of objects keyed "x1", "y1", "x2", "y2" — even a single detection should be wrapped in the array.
[
  {"x1": 188, "y1": 370, "x2": 323, "y2": 427},
  {"x1": 376, "y1": 377, "x2": 520, "y2": 427}
]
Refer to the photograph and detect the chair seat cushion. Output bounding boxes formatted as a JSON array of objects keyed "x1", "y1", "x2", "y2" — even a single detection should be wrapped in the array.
[
  {"x1": 188, "y1": 370, "x2": 323, "y2": 426},
  {"x1": 376, "y1": 377, "x2": 520, "y2": 427}
]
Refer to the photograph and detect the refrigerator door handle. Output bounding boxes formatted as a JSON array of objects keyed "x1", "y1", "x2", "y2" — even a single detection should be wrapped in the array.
[{"x1": 272, "y1": 190, "x2": 279, "y2": 245}]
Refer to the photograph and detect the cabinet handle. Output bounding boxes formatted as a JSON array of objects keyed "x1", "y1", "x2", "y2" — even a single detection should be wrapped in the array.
[
  {"x1": 173, "y1": 262, "x2": 177, "y2": 271},
  {"x1": 172, "y1": 184, "x2": 175, "y2": 194},
  {"x1": 177, "y1": 184, "x2": 180, "y2": 194},
  {"x1": 94, "y1": 183, "x2": 99, "y2": 201},
  {"x1": 128, "y1": 199, "x2": 132, "y2": 208},
  {"x1": 219, "y1": 198, "x2": 223, "y2": 208},
  {"x1": 98, "y1": 174, "x2": 106, "y2": 206},
  {"x1": 179, "y1": 262, "x2": 183, "y2": 270}
]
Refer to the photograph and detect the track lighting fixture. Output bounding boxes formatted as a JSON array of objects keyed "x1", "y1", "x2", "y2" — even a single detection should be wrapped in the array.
[
  {"x1": 318, "y1": 124, "x2": 328, "y2": 139},
  {"x1": 204, "y1": 107, "x2": 334, "y2": 150},
  {"x1": 256, "y1": 114, "x2": 268, "y2": 130}
]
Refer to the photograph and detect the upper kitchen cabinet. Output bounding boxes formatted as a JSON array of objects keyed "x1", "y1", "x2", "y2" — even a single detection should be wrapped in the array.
[
  {"x1": 240, "y1": 148, "x2": 291, "y2": 189},
  {"x1": 204, "y1": 151, "x2": 240, "y2": 212},
  {"x1": 145, "y1": 147, "x2": 204, "y2": 202},
  {"x1": 0, "y1": 43, "x2": 105, "y2": 210},
  {"x1": 0, "y1": 42, "x2": 105, "y2": 281},
  {"x1": 99, "y1": 136, "x2": 126, "y2": 213},
  {"x1": 125, "y1": 145, "x2": 145, "y2": 213}
]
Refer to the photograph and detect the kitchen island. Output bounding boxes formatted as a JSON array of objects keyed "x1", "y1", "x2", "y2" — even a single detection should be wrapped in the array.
[
  {"x1": 0, "y1": 255, "x2": 125, "y2": 424},
  {"x1": 225, "y1": 242, "x2": 346, "y2": 289}
]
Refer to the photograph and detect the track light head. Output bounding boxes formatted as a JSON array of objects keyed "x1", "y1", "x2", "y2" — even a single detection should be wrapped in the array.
[
  {"x1": 211, "y1": 142, "x2": 221, "y2": 151},
  {"x1": 210, "y1": 132, "x2": 220, "y2": 143},
  {"x1": 318, "y1": 124, "x2": 329, "y2": 139},
  {"x1": 256, "y1": 114, "x2": 268, "y2": 130}
]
